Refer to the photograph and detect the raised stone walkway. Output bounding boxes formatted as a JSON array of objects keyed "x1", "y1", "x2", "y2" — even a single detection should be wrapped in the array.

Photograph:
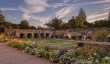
[{"x1": 0, "y1": 43, "x2": 53, "y2": 64}]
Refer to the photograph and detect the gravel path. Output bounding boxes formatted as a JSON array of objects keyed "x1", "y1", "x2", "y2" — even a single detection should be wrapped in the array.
[{"x1": 0, "y1": 43, "x2": 53, "y2": 64}]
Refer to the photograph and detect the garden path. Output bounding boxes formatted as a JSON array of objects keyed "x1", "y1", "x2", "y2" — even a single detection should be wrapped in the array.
[{"x1": 0, "y1": 43, "x2": 53, "y2": 64}]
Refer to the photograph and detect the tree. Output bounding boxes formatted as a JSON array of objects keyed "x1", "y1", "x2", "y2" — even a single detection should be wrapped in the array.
[
  {"x1": 30, "y1": 26, "x2": 36, "y2": 29},
  {"x1": 0, "y1": 11, "x2": 5, "y2": 33},
  {"x1": 61, "y1": 23, "x2": 69, "y2": 29},
  {"x1": 75, "y1": 15, "x2": 87, "y2": 28},
  {"x1": 37, "y1": 26, "x2": 43, "y2": 30},
  {"x1": 73, "y1": 8, "x2": 87, "y2": 28},
  {"x1": 78, "y1": 8, "x2": 86, "y2": 21},
  {"x1": 84, "y1": 21, "x2": 94, "y2": 28},
  {"x1": 20, "y1": 20, "x2": 30, "y2": 29},
  {"x1": 12, "y1": 24, "x2": 20, "y2": 29},
  {"x1": 68, "y1": 16, "x2": 77, "y2": 29},
  {"x1": 0, "y1": 10, "x2": 5, "y2": 22},
  {"x1": 1, "y1": 21, "x2": 12, "y2": 29},
  {"x1": 45, "y1": 17, "x2": 63, "y2": 30},
  {"x1": 92, "y1": 29, "x2": 108, "y2": 42}
]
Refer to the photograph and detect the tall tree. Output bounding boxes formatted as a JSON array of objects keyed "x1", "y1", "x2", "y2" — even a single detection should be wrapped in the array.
[
  {"x1": 45, "y1": 17, "x2": 63, "y2": 30},
  {"x1": 74, "y1": 8, "x2": 87, "y2": 28},
  {"x1": 78, "y1": 8, "x2": 86, "y2": 21},
  {"x1": 75, "y1": 16, "x2": 87, "y2": 28}
]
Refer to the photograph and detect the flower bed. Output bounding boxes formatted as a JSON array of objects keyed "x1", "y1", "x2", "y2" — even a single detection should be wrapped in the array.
[{"x1": 4, "y1": 38, "x2": 110, "y2": 64}]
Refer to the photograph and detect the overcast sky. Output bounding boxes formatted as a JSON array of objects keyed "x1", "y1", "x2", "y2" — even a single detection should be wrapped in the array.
[{"x1": 0, "y1": 0, "x2": 110, "y2": 27}]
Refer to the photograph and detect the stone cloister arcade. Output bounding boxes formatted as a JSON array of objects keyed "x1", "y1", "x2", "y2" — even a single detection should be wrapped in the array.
[{"x1": 5, "y1": 29, "x2": 95, "y2": 40}]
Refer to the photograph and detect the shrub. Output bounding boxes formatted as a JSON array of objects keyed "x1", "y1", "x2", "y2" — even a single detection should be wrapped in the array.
[
  {"x1": 101, "y1": 57, "x2": 110, "y2": 64},
  {"x1": 49, "y1": 50, "x2": 59, "y2": 63},
  {"x1": 35, "y1": 48, "x2": 46, "y2": 57},
  {"x1": 58, "y1": 50, "x2": 76, "y2": 64},
  {"x1": 92, "y1": 29, "x2": 108, "y2": 42},
  {"x1": 0, "y1": 34, "x2": 7, "y2": 42}
]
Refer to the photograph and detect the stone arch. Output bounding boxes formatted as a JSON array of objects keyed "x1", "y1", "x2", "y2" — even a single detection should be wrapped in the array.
[
  {"x1": 51, "y1": 35, "x2": 54, "y2": 38},
  {"x1": 19, "y1": 33, "x2": 25, "y2": 38},
  {"x1": 86, "y1": 36, "x2": 92, "y2": 40},
  {"x1": 40, "y1": 33, "x2": 44, "y2": 38},
  {"x1": 108, "y1": 37, "x2": 110, "y2": 42},
  {"x1": 46, "y1": 33, "x2": 49, "y2": 38},
  {"x1": 78, "y1": 36, "x2": 82, "y2": 40},
  {"x1": 65, "y1": 36, "x2": 69, "y2": 39},
  {"x1": 55, "y1": 35, "x2": 58, "y2": 38},
  {"x1": 27, "y1": 33, "x2": 32, "y2": 38},
  {"x1": 71, "y1": 36, "x2": 76, "y2": 40},
  {"x1": 34, "y1": 33, "x2": 38, "y2": 38},
  {"x1": 78, "y1": 42, "x2": 84, "y2": 47},
  {"x1": 59, "y1": 34, "x2": 64, "y2": 39}
]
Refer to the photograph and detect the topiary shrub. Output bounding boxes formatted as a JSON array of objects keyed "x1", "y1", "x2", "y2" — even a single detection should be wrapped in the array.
[{"x1": 92, "y1": 29, "x2": 108, "y2": 42}]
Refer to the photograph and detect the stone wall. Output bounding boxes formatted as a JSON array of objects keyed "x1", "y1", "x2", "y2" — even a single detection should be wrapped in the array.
[{"x1": 5, "y1": 28, "x2": 110, "y2": 40}]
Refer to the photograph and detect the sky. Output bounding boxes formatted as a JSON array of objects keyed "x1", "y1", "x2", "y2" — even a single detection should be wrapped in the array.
[{"x1": 0, "y1": 0, "x2": 110, "y2": 27}]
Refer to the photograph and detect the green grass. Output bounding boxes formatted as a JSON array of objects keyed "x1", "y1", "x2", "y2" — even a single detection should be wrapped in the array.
[{"x1": 47, "y1": 43, "x2": 72, "y2": 48}]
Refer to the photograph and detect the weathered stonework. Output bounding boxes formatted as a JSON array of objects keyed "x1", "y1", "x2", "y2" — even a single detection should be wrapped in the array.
[{"x1": 4, "y1": 28, "x2": 110, "y2": 40}]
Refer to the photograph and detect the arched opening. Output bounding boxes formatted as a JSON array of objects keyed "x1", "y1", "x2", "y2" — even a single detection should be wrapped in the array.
[
  {"x1": 46, "y1": 33, "x2": 49, "y2": 38},
  {"x1": 78, "y1": 42, "x2": 84, "y2": 47},
  {"x1": 108, "y1": 37, "x2": 110, "y2": 42},
  {"x1": 40, "y1": 33, "x2": 44, "y2": 38},
  {"x1": 51, "y1": 35, "x2": 54, "y2": 38},
  {"x1": 65, "y1": 36, "x2": 69, "y2": 39},
  {"x1": 71, "y1": 36, "x2": 76, "y2": 40},
  {"x1": 78, "y1": 36, "x2": 82, "y2": 40},
  {"x1": 59, "y1": 35, "x2": 64, "y2": 39},
  {"x1": 27, "y1": 33, "x2": 32, "y2": 38},
  {"x1": 86, "y1": 36, "x2": 92, "y2": 40},
  {"x1": 55, "y1": 35, "x2": 58, "y2": 38},
  {"x1": 34, "y1": 33, "x2": 38, "y2": 38},
  {"x1": 20, "y1": 33, "x2": 25, "y2": 38}
]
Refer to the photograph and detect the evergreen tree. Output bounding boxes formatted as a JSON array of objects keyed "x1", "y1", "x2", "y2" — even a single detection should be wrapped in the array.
[{"x1": 78, "y1": 8, "x2": 86, "y2": 21}]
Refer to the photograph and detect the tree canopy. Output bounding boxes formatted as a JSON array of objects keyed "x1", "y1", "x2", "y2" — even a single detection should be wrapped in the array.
[{"x1": 45, "y1": 17, "x2": 63, "y2": 30}]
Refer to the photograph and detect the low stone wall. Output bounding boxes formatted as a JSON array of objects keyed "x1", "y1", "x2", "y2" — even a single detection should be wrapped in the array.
[
  {"x1": 77, "y1": 41, "x2": 110, "y2": 50},
  {"x1": 45, "y1": 44, "x2": 75, "y2": 51}
]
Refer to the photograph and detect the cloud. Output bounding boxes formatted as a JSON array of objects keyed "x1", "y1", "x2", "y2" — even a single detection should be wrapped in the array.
[
  {"x1": 49, "y1": 3, "x2": 67, "y2": 8},
  {"x1": 19, "y1": 0, "x2": 48, "y2": 20},
  {"x1": 87, "y1": 12, "x2": 108, "y2": 22},
  {"x1": 49, "y1": 0, "x2": 70, "y2": 8},
  {"x1": 63, "y1": 0, "x2": 70, "y2": 3},
  {"x1": 0, "y1": 8, "x2": 18, "y2": 11},
  {"x1": 56, "y1": 5, "x2": 77, "y2": 18},
  {"x1": 73, "y1": 0, "x2": 79, "y2": 2},
  {"x1": 22, "y1": 13, "x2": 31, "y2": 20},
  {"x1": 79, "y1": 0, "x2": 110, "y2": 5},
  {"x1": 88, "y1": 16, "x2": 107, "y2": 22},
  {"x1": 104, "y1": 7, "x2": 110, "y2": 10},
  {"x1": 31, "y1": 16, "x2": 51, "y2": 23},
  {"x1": 49, "y1": 0, "x2": 110, "y2": 9},
  {"x1": 20, "y1": 0, "x2": 48, "y2": 14},
  {"x1": 5, "y1": 15, "x2": 18, "y2": 23}
]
